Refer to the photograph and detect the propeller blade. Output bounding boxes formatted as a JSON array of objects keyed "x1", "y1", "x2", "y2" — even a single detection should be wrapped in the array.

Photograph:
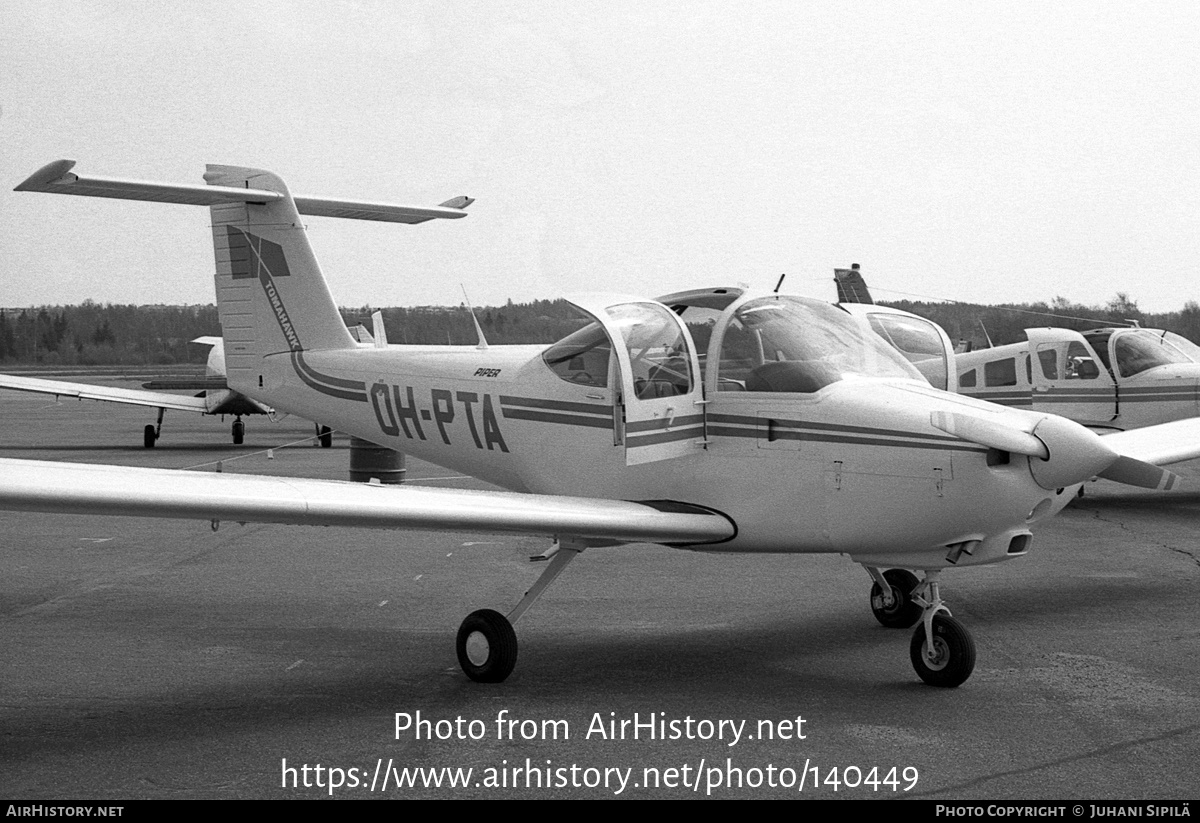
[
  {"x1": 1097, "y1": 456, "x2": 1182, "y2": 491},
  {"x1": 930, "y1": 411, "x2": 1047, "y2": 458}
]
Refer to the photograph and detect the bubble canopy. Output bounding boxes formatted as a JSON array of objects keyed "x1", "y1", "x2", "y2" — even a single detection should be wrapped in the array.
[
  {"x1": 544, "y1": 292, "x2": 924, "y2": 394},
  {"x1": 713, "y1": 295, "x2": 924, "y2": 392}
]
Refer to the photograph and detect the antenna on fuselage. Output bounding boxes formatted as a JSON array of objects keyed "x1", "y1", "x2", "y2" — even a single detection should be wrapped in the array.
[
  {"x1": 773, "y1": 273, "x2": 786, "y2": 293},
  {"x1": 461, "y1": 285, "x2": 489, "y2": 350},
  {"x1": 978, "y1": 319, "x2": 994, "y2": 349}
]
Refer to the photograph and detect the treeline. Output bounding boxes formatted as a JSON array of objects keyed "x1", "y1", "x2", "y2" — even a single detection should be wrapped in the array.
[
  {"x1": 3, "y1": 293, "x2": 1199, "y2": 366},
  {"x1": 885, "y1": 293, "x2": 1200, "y2": 351},
  {"x1": 0, "y1": 299, "x2": 589, "y2": 365}
]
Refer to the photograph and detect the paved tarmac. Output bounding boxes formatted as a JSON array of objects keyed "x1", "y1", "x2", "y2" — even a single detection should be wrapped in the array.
[{"x1": 0, "y1": 380, "x2": 1197, "y2": 800}]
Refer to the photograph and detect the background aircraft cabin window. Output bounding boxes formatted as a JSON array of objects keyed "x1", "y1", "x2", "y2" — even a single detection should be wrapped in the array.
[
  {"x1": 1065, "y1": 341, "x2": 1100, "y2": 379},
  {"x1": 865, "y1": 314, "x2": 948, "y2": 389},
  {"x1": 605, "y1": 303, "x2": 694, "y2": 399},
  {"x1": 959, "y1": 368, "x2": 977, "y2": 388},
  {"x1": 1114, "y1": 330, "x2": 1192, "y2": 378},
  {"x1": 718, "y1": 296, "x2": 921, "y2": 392},
  {"x1": 542, "y1": 321, "x2": 611, "y2": 388},
  {"x1": 984, "y1": 358, "x2": 1017, "y2": 387},
  {"x1": 1162, "y1": 331, "x2": 1200, "y2": 363},
  {"x1": 1037, "y1": 348, "x2": 1058, "y2": 380}
]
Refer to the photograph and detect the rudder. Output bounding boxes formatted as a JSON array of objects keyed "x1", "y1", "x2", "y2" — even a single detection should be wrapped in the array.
[{"x1": 206, "y1": 165, "x2": 355, "y2": 395}]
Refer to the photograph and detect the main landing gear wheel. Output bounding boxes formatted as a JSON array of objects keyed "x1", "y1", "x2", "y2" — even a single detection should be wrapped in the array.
[
  {"x1": 318, "y1": 425, "x2": 333, "y2": 448},
  {"x1": 231, "y1": 418, "x2": 245, "y2": 445},
  {"x1": 910, "y1": 614, "x2": 975, "y2": 688},
  {"x1": 870, "y1": 569, "x2": 922, "y2": 629},
  {"x1": 143, "y1": 424, "x2": 157, "y2": 449},
  {"x1": 456, "y1": 609, "x2": 518, "y2": 683}
]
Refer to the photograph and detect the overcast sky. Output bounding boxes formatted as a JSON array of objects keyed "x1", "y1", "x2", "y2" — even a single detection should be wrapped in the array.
[{"x1": 2, "y1": 1, "x2": 1198, "y2": 312}]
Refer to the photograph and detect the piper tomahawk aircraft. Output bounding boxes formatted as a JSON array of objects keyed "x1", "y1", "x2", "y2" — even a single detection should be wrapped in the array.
[
  {"x1": 0, "y1": 336, "x2": 278, "y2": 447},
  {"x1": 5, "y1": 159, "x2": 1200, "y2": 689}
]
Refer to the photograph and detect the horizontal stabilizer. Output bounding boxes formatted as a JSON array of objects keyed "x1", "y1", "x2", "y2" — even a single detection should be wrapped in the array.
[
  {"x1": 16, "y1": 159, "x2": 471, "y2": 225},
  {"x1": 0, "y1": 459, "x2": 736, "y2": 547}
]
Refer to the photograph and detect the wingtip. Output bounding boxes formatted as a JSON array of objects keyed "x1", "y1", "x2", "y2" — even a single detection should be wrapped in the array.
[
  {"x1": 14, "y1": 159, "x2": 76, "y2": 192},
  {"x1": 438, "y1": 195, "x2": 475, "y2": 210}
]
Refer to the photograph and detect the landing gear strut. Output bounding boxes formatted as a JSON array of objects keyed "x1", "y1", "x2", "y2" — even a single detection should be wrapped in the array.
[
  {"x1": 863, "y1": 566, "x2": 976, "y2": 687},
  {"x1": 455, "y1": 542, "x2": 581, "y2": 683},
  {"x1": 143, "y1": 407, "x2": 165, "y2": 448},
  {"x1": 906, "y1": 571, "x2": 975, "y2": 688},
  {"x1": 865, "y1": 567, "x2": 922, "y2": 628}
]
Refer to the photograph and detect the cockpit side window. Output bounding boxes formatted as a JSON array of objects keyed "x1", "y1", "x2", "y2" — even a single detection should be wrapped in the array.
[{"x1": 542, "y1": 321, "x2": 611, "y2": 388}]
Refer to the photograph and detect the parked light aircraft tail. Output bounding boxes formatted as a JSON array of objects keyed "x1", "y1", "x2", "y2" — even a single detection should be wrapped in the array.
[
  {"x1": 5, "y1": 160, "x2": 1200, "y2": 689},
  {"x1": 0, "y1": 336, "x2": 340, "y2": 448}
]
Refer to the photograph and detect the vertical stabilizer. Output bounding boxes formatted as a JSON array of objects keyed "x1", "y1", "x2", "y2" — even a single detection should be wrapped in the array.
[
  {"x1": 834, "y1": 264, "x2": 874, "y2": 305},
  {"x1": 206, "y1": 165, "x2": 355, "y2": 394}
]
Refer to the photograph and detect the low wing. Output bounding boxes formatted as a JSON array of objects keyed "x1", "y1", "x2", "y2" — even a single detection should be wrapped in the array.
[
  {"x1": 0, "y1": 373, "x2": 210, "y2": 414},
  {"x1": 0, "y1": 459, "x2": 736, "y2": 547}
]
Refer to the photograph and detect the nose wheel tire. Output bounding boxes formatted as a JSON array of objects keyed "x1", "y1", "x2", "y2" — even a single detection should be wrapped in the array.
[
  {"x1": 143, "y1": 424, "x2": 157, "y2": 449},
  {"x1": 870, "y1": 569, "x2": 922, "y2": 629},
  {"x1": 231, "y1": 419, "x2": 245, "y2": 445},
  {"x1": 910, "y1": 614, "x2": 975, "y2": 688},
  {"x1": 456, "y1": 609, "x2": 518, "y2": 683}
]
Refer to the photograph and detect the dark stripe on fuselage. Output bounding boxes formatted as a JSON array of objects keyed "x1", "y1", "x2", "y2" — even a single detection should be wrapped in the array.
[
  {"x1": 291, "y1": 351, "x2": 368, "y2": 403},
  {"x1": 229, "y1": 226, "x2": 368, "y2": 404},
  {"x1": 626, "y1": 414, "x2": 705, "y2": 433},
  {"x1": 499, "y1": 395, "x2": 611, "y2": 416},
  {"x1": 627, "y1": 426, "x2": 705, "y2": 448},
  {"x1": 501, "y1": 408, "x2": 613, "y2": 428}
]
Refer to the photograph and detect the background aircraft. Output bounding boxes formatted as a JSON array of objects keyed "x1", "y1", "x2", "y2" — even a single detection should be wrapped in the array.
[
  {"x1": 955, "y1": 327, "x2": 1200, "y2": 431},
  {"x1": 0, "y1": 336, "x2": 274, "y2": 447},
  {"x1": 4, "y1": 159, "x2": 1200, "y2": 691},
  {"x1": 834, "y1": 267, "x2": 1200, "y2": 432}
]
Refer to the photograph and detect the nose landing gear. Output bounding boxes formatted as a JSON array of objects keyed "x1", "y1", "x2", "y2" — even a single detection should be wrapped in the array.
[{"x1": 863, "y1": 566, "x2": 976, "y2": 687}]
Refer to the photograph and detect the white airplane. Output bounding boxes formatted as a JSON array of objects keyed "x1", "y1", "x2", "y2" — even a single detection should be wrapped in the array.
[
  {"x1": 0, "y1": 336, "x2": 280, "y2": 447},
  {"x1": 955, "y1": 327, "x2": 1200, "y2": 431},
  {"x1": 832, "y1": 266, "x2": 1200, "y2": 433},
  {"x1": 4, "y1": 159, "x2": 1200, "y2": 690}
]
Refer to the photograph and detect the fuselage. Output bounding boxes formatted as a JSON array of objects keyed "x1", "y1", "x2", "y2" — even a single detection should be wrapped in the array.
[
  {"x1": 239, "y1": 289, "x2": 1076, "y2": 569},
  {"x1": 957, "y1": 327, "x2": 1200, "y2": 431}
]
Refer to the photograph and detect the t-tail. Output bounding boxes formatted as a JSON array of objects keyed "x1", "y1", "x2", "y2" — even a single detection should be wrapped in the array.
[
  {"x1": 14, "y1": 158, "x2": 474, "y2": 400},
  {"x1": 205, "y1": 165, "x2": 356, "y2": 396}
]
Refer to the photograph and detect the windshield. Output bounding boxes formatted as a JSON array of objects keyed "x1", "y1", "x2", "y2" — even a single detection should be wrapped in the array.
[
  {"x1": 1113, "y1": 329, "x2": 1195, "y2": 377},
  {"x1": 718, "y1": 296, "x2": 923, "y2": 392},
  {"x1": 866, "y1": 313, "x2": 948, "y2": 390},
  {"x1": 1162, "y1": 331, "x2": 1200, "y2": 363}
]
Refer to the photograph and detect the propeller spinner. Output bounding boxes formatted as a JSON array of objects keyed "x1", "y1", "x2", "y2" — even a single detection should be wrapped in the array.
[{"x1": 931, "y1": 411, "x2": 1180, "y2": 491}]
